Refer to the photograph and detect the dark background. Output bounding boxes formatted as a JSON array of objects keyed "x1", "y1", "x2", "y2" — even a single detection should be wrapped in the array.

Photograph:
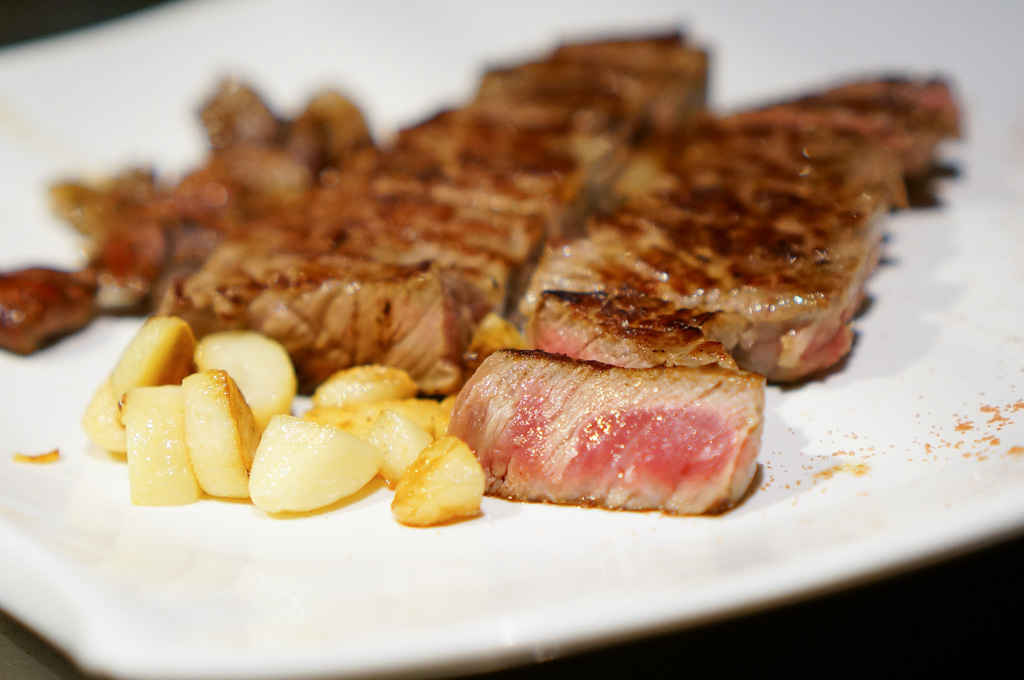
[{"x1": 1, "y1": 2, "x2": 1022, "y2": 679}]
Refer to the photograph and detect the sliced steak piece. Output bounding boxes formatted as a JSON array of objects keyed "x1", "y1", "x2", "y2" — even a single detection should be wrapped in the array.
[
  {"x1": 349, "y1": 105, "x2": 622, "y2": 242},
  {"x1": 524, "y1": 117, "x2": 908, "y2": 382},
  {"x1": 520, "y1": 77, "x2": 959, "y2": 382},
  {"x1": 160, "y1": 242, "x2": 490, "y2": 394},
  {"x1": 527, "y1": 289, "x2": 736, "y2": 370},
  {"x1": 296, "y1": 180, "x2": 547, "y2": 314},
  {"x1": 465, "y1": 31, "x2": 709, "y2": 224},
  {"x1": 725, "y1": 77, "x2": 960, "y2": 179},
  {"x1": 447, "y1": 349, "x2": 765, "y2": 515},
  {"x1": 546, "y1": 30, "x2": 709, "y2": 137},
  {"x1": 357, "y1": 32, "x2": 709, "y2": 236}
]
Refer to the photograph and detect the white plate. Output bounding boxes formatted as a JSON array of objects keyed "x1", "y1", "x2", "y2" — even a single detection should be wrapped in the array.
[{"x1": 2, "y1": 1, "x2": 1023, "y2": 678}]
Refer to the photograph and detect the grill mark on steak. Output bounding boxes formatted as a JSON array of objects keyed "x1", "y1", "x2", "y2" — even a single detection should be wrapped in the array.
[
  {"x1": 726, "y1": 77, "x2": 960, "y2": 180},
  {"x1": 0, "y1": 32, "x2": 964, "y2": 516},
  {"x1": 162, "y1": 244, "x2": 489, "y2": 394},
  {"x1": 527, "y1": 290, "x2": 737, "y2": 370},
  {"x1": 521, "y1": 96, "x2": 935, "y2": 381},
  {"x1": 152, "y1": 32, "x2": 710, "y2": 392}
]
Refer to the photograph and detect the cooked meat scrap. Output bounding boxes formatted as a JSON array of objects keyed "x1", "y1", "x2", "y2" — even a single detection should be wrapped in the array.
[
  {"x1": 200, "y1": 79, "x2": 284, "y2": 149},
  {"x1": 49, "y1": 170, "x2": 211, "y2": 312},
  {"x1": 27, "y1": 84, "x2": 374, "y2": 324},
  {"x1": 0, "y1": 268, "x2": 97, "y2": 354},
  {"x1": 160, "y1": 243, "x2": 490, "y2": 394},
  {"x1": 524, "y1": 118, "x2": 910, "y2": 382},
  {"x1": 447, "y1": 349, "x2": 765, "y2": 515},
  {"x1": 49, "y1": 169, "x2": 164, "y2": 243},
  {"x1": 527, "y1": 290, "x2": 736, "y2": 370},
  {"x1": 175, "y1": 82, "x2": 374, "y2": 233}
]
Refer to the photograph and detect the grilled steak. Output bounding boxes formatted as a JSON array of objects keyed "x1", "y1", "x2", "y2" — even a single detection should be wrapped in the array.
[
  {"x1": 0, "y1": 81, "x2": 376, "y2": 357},
  {"x1": 155, "y1": 33, "x2": 711, "y2": 390},
  {"x1": 527, "y1": 289, "x2": 736, "y2": 370},
  {"x1": 725, "y1": 77, "x2": 960, "y2": 179},
  {"x1": 162, "y1": 242, "x2": 490, "y2": 394},
  {"x1": 520, "y1": 76, "x2": 958, "y2": 382},
  {"x1": 3, "y1": 32, "x2": 963, "y2": 517},
  {"x1": 523, "y1": 113, "x2": 912, "y2": 382},
  {"x1": 447, "y1": 349, "x2": 765, "y2": 515},
  {"x1": 159, "y1": 184, "x2": 544, "y2": 393}
]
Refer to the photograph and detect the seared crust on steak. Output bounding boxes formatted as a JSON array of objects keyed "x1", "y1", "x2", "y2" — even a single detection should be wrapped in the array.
[
  {"x1": 1, "y1": 32, "x2": 966, "y2": 517},
  {"x1": 448, "y1": 349, "x2": 765, "y2": 515},
  {"x1": 156, "y1": 33, "x2": 712, "y2": 390},
  {"x1": 524, "y1": 117, "x2": 907, "y2": 381},
  {"x1": 162, "y1": 244, "x2": 490, "y2": 394},
  {"x1": 527, "y1": 290, "x2": 737, "y2": 370},
  {"x1": 7, "y1": 34, "x2": 961, "y2": 398},
  {"x1": 726, "y1": 77, "x2": 960, "y2": 179}
]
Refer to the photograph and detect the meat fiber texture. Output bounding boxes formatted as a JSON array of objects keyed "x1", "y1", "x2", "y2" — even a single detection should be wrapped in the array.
[
  {"x1": 156, "y1": 32, "x2": 711, "y2": 393},
  {"x1": 523, "y1": 117, "x2": 908, "y2": 382},
  {"x1": 724, "y1": 77, "x2": 960, "y2": 179},
  {"x1": 520, "y1": 77, "x2": 959, "y2": 382},
  {"x1": 0, "y1": 34, "x2": 964, "y2": 518},
  {"x1": 448, "y1": 350, "x2": 765, "y2": 515},
  {"x1": 162, "y1": 243, "x2": 491, "y2": 394}
]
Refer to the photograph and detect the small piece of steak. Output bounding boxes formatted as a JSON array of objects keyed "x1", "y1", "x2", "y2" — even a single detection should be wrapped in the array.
[
  {"x1": 160, "y1": 243, "x2": 490, "y2": 394},
  {"x1": 725, "y1": 77, "x2": 960, "y2": 179},
  {"x1": 300, "y1": 180, "x2": 547, "y2": 314},
  {"x1": 448, "y1": 349, "x2": 765, "y2": 515},
  {"x1": 0, "y1": 268, "x2": 97, "y2": 355},
  {"x1": 527, "y1": 289, "x2": 736, "y2": 370},
  {"x1": 476, "y1": 30, "x2": 708, "y2": 143}
]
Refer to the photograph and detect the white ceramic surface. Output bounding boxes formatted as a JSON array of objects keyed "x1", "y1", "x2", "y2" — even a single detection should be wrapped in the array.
[{"x1": 1, "y1": 2, "x2": 1022, "y2": 678}]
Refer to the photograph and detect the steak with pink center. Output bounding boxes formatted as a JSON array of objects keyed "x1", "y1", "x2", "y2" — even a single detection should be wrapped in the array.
[
  {"x1": 448, "y1": 349, "x2": 764, "y2": 514},
  {"x1": 566, "y1": 405, "x2": 736, "y2": 502}
]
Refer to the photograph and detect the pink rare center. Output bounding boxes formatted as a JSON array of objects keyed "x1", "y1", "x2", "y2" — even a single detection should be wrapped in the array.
[{"x1": 566, "y1": 406, "x2": 735, "y2": 493}]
